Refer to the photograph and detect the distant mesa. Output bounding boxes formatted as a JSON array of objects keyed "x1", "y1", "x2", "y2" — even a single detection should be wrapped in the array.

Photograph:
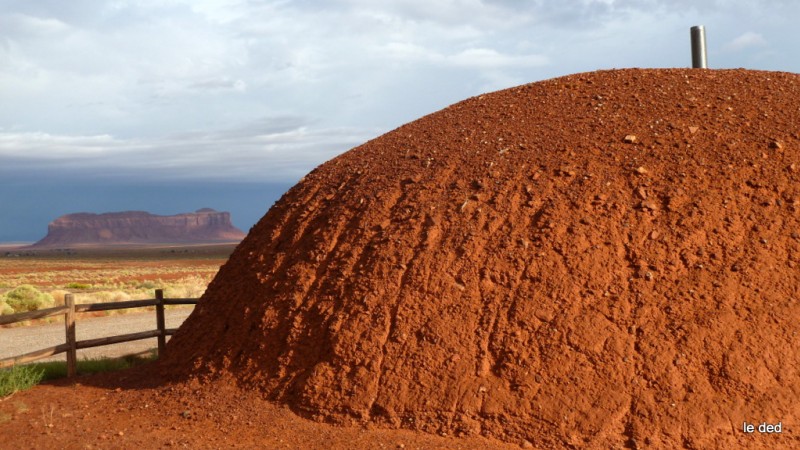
[{"x1": 31, "y1": 208, "x2": 246, "y2": 248}]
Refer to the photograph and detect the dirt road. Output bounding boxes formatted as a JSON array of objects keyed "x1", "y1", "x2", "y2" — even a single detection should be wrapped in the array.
[{"x1": 0, "y1": 308, "x2": 193, "y2": 362}]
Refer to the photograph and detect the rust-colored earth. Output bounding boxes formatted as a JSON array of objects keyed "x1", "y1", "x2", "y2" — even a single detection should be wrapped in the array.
[
  {"x1": 0, "y1": 368, "x2": 517, "y2": 449},
  {"x1": 3, "y1": 68, "x2": 800, "y2": 449}
]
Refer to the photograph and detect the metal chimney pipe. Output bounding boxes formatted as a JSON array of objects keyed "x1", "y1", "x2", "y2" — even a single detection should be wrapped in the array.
[{"x1": 691, "y1": 25, "x2": 708, "y2": 68}]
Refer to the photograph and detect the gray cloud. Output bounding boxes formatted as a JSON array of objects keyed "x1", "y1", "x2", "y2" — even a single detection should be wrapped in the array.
[
  {"x1": 0, "y1": 117, "x2": 375, "y2": 182},
  {"x1": 2, "y1": 0, "x2": 800, "y2": 188},
  {"x1": 0, "y1": 12, "x2": 70, "y2": 36}
]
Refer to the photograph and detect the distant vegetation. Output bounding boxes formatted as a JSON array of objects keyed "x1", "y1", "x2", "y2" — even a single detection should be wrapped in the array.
[
  {"x1": 0, "y1": 276, "x2": 210, "y2": 319},
  {"x1": 0, "y1": 247, "x2": 231, "y2": 321}
]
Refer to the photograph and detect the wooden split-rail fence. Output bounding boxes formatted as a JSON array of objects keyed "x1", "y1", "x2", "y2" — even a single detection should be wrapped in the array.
[{"x1": 0, "y1": 289, "x2": 198, "y2": 376}]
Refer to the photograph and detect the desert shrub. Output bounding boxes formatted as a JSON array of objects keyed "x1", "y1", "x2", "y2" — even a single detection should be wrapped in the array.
[
  {"x1": 4, "y1": 285, "x2": 54, "y2": 313},
  {"x1": 0, "y1": 300, "x2": 13, "y2": 316},
  {"x1": 65, "y1": 282, "x2": 92, "y2": 289},
  {"x1": 49, "y1": 289, "x2": 70, "y2": 306},
  {"x1": 137, "y1": 281, "x2": 158, "y2": 290},
  {"x1": 86, "y1": 290, "x2": 132, "y2": 303},
  {"x1": 163, "y1": 276, "x2": 208, "y2": 299},
  {"x1": 86, "y1": 291, "x2": 113, "y2": 303}
]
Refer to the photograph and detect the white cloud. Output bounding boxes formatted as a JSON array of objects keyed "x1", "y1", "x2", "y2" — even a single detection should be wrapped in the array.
[
  {"x1": 185, "y1": 0, "x2": 252, "y2": 25},
  {"x1": 448, "y1": 48, "x2": 549, "y2": 68},
  {"x1": 377, "y1": 43, "x2": 548, "y2": 69},
  {"x1": 329, "y1": 0, "x2": 530, "y2": 28},
  {"x1": 725, "y1": 31, "x2": 767, "y2": 51},
  {"x1": 190, "y1": 78, "x2": 247, "y2": 92}
]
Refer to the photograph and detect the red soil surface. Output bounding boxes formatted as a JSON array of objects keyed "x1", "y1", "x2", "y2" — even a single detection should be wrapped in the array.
[
  {"x1": 3, "y1": 68, "x2": 799, "y2": 449},
  {"x1": 0, "y1": 368, "x2": 517, "y2": 449}
]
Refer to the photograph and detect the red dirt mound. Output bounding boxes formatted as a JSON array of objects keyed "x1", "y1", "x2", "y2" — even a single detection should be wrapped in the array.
[{"x1": 161, "y1": 68, "x2": 800, "y2": 449}]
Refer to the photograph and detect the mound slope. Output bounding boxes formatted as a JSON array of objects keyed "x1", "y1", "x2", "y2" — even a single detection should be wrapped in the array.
[{"x1": 162, "y1": 69, "x2": 800, "y2": 448}]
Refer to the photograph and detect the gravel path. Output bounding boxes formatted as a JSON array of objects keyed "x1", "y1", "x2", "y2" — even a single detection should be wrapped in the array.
[{"x1": 0, "y1": 308, "x2": 193, "y2": 362}]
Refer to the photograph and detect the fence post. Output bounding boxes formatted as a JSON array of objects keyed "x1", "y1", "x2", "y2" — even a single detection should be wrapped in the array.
[
  {"x1": 155, "y1": 289, "x2": 166, "y2": 357},
  {"x1": 65, "y1": 294, "x2": 77, "y2": 377}
]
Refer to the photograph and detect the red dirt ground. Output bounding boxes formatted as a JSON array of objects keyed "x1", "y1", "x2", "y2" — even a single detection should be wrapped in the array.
[
  {"x1": 3, "y1": 68, "x2": 800, "y2": 449},
  {"x1": 0, "y1": 367, "x2": 519, "y2": 449}
]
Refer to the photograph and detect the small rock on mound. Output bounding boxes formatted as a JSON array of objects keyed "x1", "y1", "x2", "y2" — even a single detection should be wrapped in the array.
[{"x1": 162, "y1": 69, "x2": 800, "y2": 449}]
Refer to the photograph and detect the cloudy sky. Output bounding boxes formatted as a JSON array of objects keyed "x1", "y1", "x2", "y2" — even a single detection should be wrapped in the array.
[{"x1": 1, "y1": 0, "x2": 797, "y2": 242}]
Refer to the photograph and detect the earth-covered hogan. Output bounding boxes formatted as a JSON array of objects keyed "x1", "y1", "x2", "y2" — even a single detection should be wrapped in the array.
[{"x1": 161, "y1": 68, "x2": 800, "y2": 449}]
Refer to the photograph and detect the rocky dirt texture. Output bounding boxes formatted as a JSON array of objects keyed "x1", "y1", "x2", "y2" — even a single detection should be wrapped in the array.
[
  {"x1": 156, "y1": 68, "x2": 800, "y2": 449},
  {"x1": 32, "y1": 209, "x2": 245, "y2": 247}
]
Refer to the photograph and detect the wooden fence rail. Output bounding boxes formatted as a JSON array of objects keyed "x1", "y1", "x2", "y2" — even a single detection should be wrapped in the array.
[{"x1": 0, "y1": 289, "x2": 198, "y2": 376}]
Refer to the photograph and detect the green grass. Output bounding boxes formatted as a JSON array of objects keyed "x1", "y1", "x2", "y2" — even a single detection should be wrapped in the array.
[
  {"x1": 0, "y1": 350, "x2": 158, "y2": 397},
  {"x1": 37, "y1": 350, "x2": 158, "y2": 380},
  {"x1": 0, "y1": 365, "x2": 45, "y2": 397}
]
